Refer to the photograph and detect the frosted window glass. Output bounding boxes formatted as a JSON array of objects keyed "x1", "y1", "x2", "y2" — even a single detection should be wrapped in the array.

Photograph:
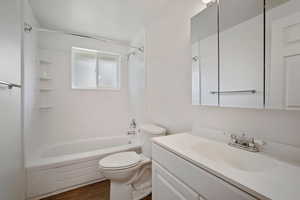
[
  {"x1": 99, "y1": 56, "x2": 119, "y2": 88},
  {"x1": 72, "y1": 48, "x2": 120, "y2": 89},
  {"x1": 72, "y1": 49, "x2": 97, "y2": 89}
]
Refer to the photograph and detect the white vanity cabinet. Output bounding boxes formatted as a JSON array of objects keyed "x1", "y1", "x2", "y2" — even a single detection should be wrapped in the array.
[
  {"x1": 152, "y1": 161, "x2": 202, "y2": 200},
  {"x1": 152, "y1": 143, "x2": 259, "y2": 200}
]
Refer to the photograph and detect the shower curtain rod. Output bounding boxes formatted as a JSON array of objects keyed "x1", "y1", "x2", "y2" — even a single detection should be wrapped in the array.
[{"x1": 24, "y1": 23, "x2": 144, "y2": 52}]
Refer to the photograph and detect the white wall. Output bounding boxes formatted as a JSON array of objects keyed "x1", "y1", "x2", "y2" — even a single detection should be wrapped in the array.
[
  {"x1": 25, "y1": 32, "x2": 131, "y2": 160},
  {"x1": 145, "y1": 0, "x2": 203, "y2": 133},
  {"x1": 144, "y1": 0, "x2": 300, "y2": 147},
  {"x1": 23, "y1": 0, "x2": 41, "y2": 162},
  {"x1": 0, "y1": 0, "x2": 25, "y2": 199}
]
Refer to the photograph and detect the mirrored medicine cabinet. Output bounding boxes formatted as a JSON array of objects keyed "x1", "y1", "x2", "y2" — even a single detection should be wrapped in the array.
[{"x1": 192, "y1": 0, "x2": 300, "y2": 110}]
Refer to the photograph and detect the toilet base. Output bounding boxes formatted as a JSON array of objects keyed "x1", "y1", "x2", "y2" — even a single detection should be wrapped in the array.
[
  {"x1": 110, "y1": 181, "x2": 152, "y2": 200},
  {"x1": 110, "y1": 164, "x2": 152, "y2": 200},
  {"x1": 110, "y1": 182, "x2": 132, "y2": 200}
]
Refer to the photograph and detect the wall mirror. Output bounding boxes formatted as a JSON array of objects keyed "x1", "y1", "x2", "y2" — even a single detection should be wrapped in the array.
[
  {"x1": 192, "y1": 0, "x2": 300, "y2": 110},
  {"x1": 219, "y1": 0, "x2": 264, "y2": 108},
  {"x1": 191, "y1": 3, "x2": 218, "y2": 106}
]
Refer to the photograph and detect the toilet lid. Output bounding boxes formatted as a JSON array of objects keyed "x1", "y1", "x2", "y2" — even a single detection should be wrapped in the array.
[{"x1": 99, "y1": 151, "x2": 141, "y2": 169}]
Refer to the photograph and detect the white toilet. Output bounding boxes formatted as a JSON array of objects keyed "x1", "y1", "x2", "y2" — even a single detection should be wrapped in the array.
[{"x1": 99, "y1": 124, "x2": 166, "y2": 200}]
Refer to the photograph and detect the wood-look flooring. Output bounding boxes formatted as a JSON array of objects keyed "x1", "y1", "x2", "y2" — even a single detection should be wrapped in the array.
[{"x1": 41, "y1": 180, "x2": 151, "y2": 200}]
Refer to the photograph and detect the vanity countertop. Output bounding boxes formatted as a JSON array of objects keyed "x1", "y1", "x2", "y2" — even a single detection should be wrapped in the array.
[{"x1": 152, "y1": 133, "x2": 300, "y2": 200}]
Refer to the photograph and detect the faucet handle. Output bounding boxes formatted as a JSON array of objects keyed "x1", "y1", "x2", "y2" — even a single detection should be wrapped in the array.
[
  {"x1": 230, "y1": 134, "x2": 237, "y2": 139},
  {"x1": 230, "y1": 134, "x2": 238, "y2": 143},
  {"x1": 128, "y1": 118, "x2": 137, "y2": 136},
  {"x1": 127, "y1": 130, "x2": 136, "y2": 136},
  {"x1": 248, "y1": 137, "x2": 255, "y2": 147},
  {"x1": 254, "y1": 139, "x2": 266, "y2": 146},
  {"x1": 130, "y1": 118, "x2": 137, "y2": 128}
]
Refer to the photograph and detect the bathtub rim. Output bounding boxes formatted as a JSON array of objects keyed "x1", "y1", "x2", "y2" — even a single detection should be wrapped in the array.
[
  {"x1": 26, "y1": 143, "x2": 141, "y2": 171},
  {"x1": 27, "y1": 135, "x2": 136, "y2": 161}
]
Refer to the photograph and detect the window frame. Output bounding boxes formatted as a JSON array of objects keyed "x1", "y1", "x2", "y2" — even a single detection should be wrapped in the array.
[{"x1": 71, "y1": 47, "x2": 121, "y2": 91}]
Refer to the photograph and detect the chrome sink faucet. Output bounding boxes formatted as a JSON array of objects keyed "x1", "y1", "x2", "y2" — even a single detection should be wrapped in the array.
[{"x1": 228, "y1": 133, "x2": 259, "y2": 152}]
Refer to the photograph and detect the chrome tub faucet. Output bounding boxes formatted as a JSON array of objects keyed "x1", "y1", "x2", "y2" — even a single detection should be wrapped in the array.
[{"x1": 127, "y1": 118, "x2": 137, "y2": 135}]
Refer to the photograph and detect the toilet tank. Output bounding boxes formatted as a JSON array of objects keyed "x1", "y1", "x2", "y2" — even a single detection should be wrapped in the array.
[{"x1": 139, "y1": 124, "x2": 166, "y2": 158}]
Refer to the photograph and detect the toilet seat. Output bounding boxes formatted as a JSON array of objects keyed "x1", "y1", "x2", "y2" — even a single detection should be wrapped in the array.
[{"x1": 99, "y1": 151, "x2": 142, "y2": 170}]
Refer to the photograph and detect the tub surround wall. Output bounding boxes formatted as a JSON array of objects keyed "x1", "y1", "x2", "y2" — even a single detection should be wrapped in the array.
[
  {"x1": 128, "y1": 30, "x2": 147, "y2": 124},
  {"x1": 35, "y1": 32, "x2": 131, "y2": 150},
  {"x1": 23, "y1": 0, "x2": 41, "y2": 161},
  {"x1": 24, "y1": 29, "x2": 132, "y2": 160},
  {"x1": 144, "y1": 0, "x2": 300, "y2": 147}
]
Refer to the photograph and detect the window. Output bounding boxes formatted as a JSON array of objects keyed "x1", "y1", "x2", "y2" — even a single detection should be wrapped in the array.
[{"x1": 72, "y1": 47, "x2": 120, "y2": 90}]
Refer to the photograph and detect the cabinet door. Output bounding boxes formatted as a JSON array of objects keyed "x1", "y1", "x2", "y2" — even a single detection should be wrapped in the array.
[
  {"x1": 152, "y1": 161, "x2": 201, "y2": 200},
  {"x1": 219, "y1": 0, "x2": 265, "y2": 108},
  {"x1": 191, "y1": 2, "x2": 219, "y2": 106},
  {"x1": 266, "y1": 0, "x2": 300, "y2": 110}
]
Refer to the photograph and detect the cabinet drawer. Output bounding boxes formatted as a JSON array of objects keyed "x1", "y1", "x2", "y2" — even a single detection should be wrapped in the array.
[
  {"x1": 153, "y1": 161, "x2": 201, "y2": 200},
  {"x1": 152, "y1": 143, "x2": 258, "y2": 200}
]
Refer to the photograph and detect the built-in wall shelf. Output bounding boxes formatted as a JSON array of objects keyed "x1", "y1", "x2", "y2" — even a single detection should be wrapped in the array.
[
  {"x1": 39, "y1": 51, "x2": 53, "y2": 113},
  {"x1": 40, "y1": 60, "x2": 52, "y2": 65},
  {"x1": 40, "y1": 77, "x2": 52, "y2": 81},
  {"x1": 40, "y1": 88, "x2": 53, "y2": 92}
]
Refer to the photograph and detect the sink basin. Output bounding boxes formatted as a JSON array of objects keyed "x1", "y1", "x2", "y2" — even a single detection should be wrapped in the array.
[{"x1": 190, "y1": 140, "x2": 278, "y2": 172}]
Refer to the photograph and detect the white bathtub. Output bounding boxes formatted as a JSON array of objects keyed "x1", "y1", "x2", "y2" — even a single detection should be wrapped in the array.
[{"x1": 26, "y1": 136, "x2": 141, "y2": 199}]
